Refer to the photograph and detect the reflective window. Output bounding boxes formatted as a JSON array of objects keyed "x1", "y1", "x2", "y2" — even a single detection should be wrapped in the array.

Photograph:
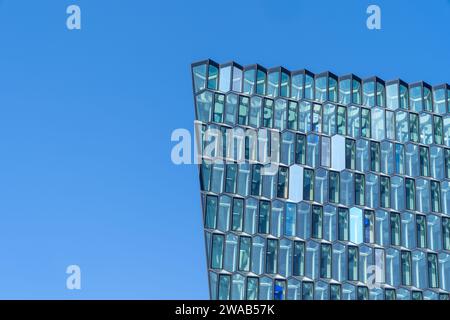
[
  {"x1": 208, "y1": 64, "x2": 219, "y2": 90},
  {"x1": 428, "y1": 253, "x2": 439, "y2": 288},
  {"x1": 410, "y1": 85, "x2": 422, "y2": 112},
  {"x1": 322, "y1": 104, "x2": 336, "y2": 135},
  {"x1": 288, "y1": 101, "x2": 298, "y2": 130},
  {"x1": 293, "y1": 241, "x2": 305, "y2": 276},
  {"x1": 419, "y1": 146, "x2": 430, "y2": 177},
  {"x1": 262, "y1": 99, "x2": 273, "y2": 128},
  {"x1": 417, "y1": 215, "x2": 427, "y2": 248},
  {"x1": 376, "y1": 81, "x2": 385, "y2": 107},
  {"x1": 256, "y1": 69, "x2": 266, "y2": 95},
  {"x1": 246, "y1": 277, "x2": 259, "y2": 300},
  {"x1": 401, "y1": 251, "x2": 412, "y2": 286},
  {"x1": 312, "y1": 104, "x2": 322, "y2": 133},
  {"x1": 400, "y1": 84, "x2": 409, "y2": 109},
  {"x1": 361, "y1": 108, "x2": 371, "y2": 138},
  {"x1": 352, "y1": 79, "x2": 361, "y2": 104},
  {"x1": 433, "y1": 88, "x2": 446, "y2": 114},
  {"x1": 277, "y1": 166, "x2": 289, "y2": 199},
  {"x1": 409, "y1": 113, "x2": 419, "y2": 142},
  {"x1": 443, "y1": 217, "x2": 450, "y2": 250},
  {"x1": 315, "y1": 76, "x2": 327, "y2": 102},
  {"x1": 329, "y1": 171, "x2": 340, "y2": 203},
  {"x1": 380, "y1": 176, "x2": 390, "y2": 208},
  {"x1": 304, "y1": 168, "x2": 315, "y2": 201},
  {"x1": 338, "y1": 207, "x2": 349, "y2": 241},
  {"x1": 312, "y1": 205, "x2": 323, "y2": 239},
  {"x1": 386, "y1": 83, "x2": 399, "y2": 110},
  {"x1": 231, "y1": 198, "x2": 244, "y2": 231},
  {"x1": 320, "y1": 244, "x2": 332, "y2": 278},
  {"x1": 405, "y1": 178, "x2": 416, "y2": 211},
  {"x1": 370, "y1": 141, "x2": 380, "y2": 172},
  {"x1": 239, "y1": 236, "x2": 251, "y2": 272},
  {"x1": 298, "y1": 101, "x2": 311, "y2": 133},
  {"x1": 430, "y1": 180, "x2": 441, "y2": 212},
  {"x1": 302, "y1": 282, "x2": 314, "y2": 300},
  {"x1": 390, "y1": 212, "x2": 401, "y2": 246},
  {"x1": 355, "y1": 173, "x2": 365, "y2": 206},
  {"x1": 280, "y1": 72, "x2": 290, "y2": 97},
  {"x1": 295, "y1": 134, "x2": 306, "y2": 165},
  {"x1": 291, "y1": 73, "x2": 304, "y2": 99},
  {"x1": 339, "y1": 79, "x2": 351, "y2": 105},
  {"x1": 348, "y1": 246, "x2": 359, "y2": 281},
  {"x1": 232, "y1": 67, "x2": 243, "y2": 92},
  {"x1": 364, "y1": 210, "x2": 375, "y2": 243},
  {"x1": 266, "y1": 239, "x2": 278, "y2": 274},
  {"x1": 243, "y1": 69, "x2": 256, "y2": 94},
  {"x1": 218, "y1": 274, "x2": 231, "y2": 300},
  {"x1": 329, "y1": 77, "x2": 338, "y2": 103},
  {"x1": 258, "y1": 200, "x2": 271, "y2": 234},
  {"x1": 345, "y1": 138, "x2": 356, "y2": 170},
  {"x1": 193, "y1": 63, "x2": 207, "y2": 93},
  {"x1": 205, "y1": 195, "x2": 218, "y2": 229},
  {"x1": 267, "y1": 71, "x2": 279, "y2": 97},
  {"x1": 211, "y1": 234, "x2": 225, "y2": 269},
  {"x1": 363, "y1": 81, "x2": 375, "y2": 107},
  {"x1": 337, "y1": 106, "x2": 347, "y2": 135},
  {"x1": 238, "y1": 96, "x2": 249, "y2": 126},
  {"x1": 304, "y1": 74, "x2": 314, "y2": 100}
]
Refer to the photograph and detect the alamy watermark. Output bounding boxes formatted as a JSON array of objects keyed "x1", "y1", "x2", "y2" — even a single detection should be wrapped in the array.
[
  {"x1": 171, "y1": 121, "x2": 281, "y2": 175},
  {"x1": 66, "y1": 265, "x2": 81, "y2": 290},
  {"x1": 66, "y1": 4, "x2": 81, "y2": 30}
]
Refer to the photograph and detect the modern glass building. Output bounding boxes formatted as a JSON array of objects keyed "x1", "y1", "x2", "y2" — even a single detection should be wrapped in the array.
[{"x1": 191, "y1": 59, "x2": 450, "y2": 300}]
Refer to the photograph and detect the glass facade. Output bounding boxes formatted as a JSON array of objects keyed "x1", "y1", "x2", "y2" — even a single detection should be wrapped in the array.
[{"x1": 192, "y1": 59, "x2": 450, "y2": 300}]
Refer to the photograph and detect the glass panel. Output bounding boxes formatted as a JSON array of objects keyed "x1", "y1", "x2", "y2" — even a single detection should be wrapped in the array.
[
  {"x1": 400, "y1": 84, "x2": 409, "y2": 109},
  {"x1": 205, "y1": 195, "x2": 218, "y2": 229},
  {"x1": 315, "y1": 76, "x2": 327, "y2": 102},
  {"x1": 352, "y1": 79, "x2": 361, "y2": 104},
  {"x1": 193, "y1": 64, "x2": 207, "y2": 93},
  {"x1": 267, "y1": 72, "x2": 280, "y2": 97},
  {"x1": 361, "y1": 108, "x2": 371, "y2": 138},
  {"x1": 376, "y1": 81, "x2": 385, "y2": 107},
  {"x1": 196, "y1": 91, "x2": 213, "y2": 122},
  {"x1": 211, "y1": 234, "x2": 224, "y2": 269},
  {"x1": 363, "y1": 81, "x2": 375, "y2": 107},
  {"x1": 420, "y1": 113, "x2": 432, "y2": 145},
  {"x1": 322, "y1": 103, "x2": 336, "y2": 135},
  {"x1": 266, "y1": 239, "x2": 278, "y2": 274},
  {"x1": 337, "y1": 106, "x2": 347, "y2": 135},
  {"x1": 256, "y1": 70, "x2": 266, "y2": 95},
  {"x1": 232, "y1": 67, "x2": 242, "y2": 92},
  {"x1": 293, "y1": 241, "x2": 305, "y2": 276},
  {"x1": 339, "y1": 79, "x2": 351, "y2": 105},
  {"x1": 288, "y1": 101, "x2": 298, "y2": 130},
  {"x1": 243, "y1": 69, "x2": 255, "y2": 94},
  {"x1": 371, "y1": 108, "x2": 385, "y2": 140},
  {"x1": 239, "y1": 237, "x2": 251, "y2": 272},
  {"x1": 258, "y1": 200, "x2": 271, "y2": 234},
  {"x1": 410, "y1": 85, "x2": 423, "y2": 112},
  {"x1": 280, "y1": 72, "x2": 290, "y2": 97},
  {"x1": 291, "y1": 73, "x2": 304, "y2": 100},
  {"x1": 386, "y1": 83, "x2": 399, "y2": 110},
  {"x1": 218, "y1": 275, "x2": 231, "y2": 300},
  {"x1": 329, "y1": 77, "x2": 338, "y2": 102},
  {"x1": 219, "y1": 66, "x2": 231, "y2": 92},
  {"x1": 433, "y1": 88, "x2": 446, "y2": 114},
  {"x1": 304, "y1": 74, "x2": 314, "y2": 100},
  {"x1": 312, "y1": 205, "x2": 323, "y2": 239},
  {"x1": 274, "y1": 99, "x2": 287, "y2": 131},
  {"x1": 348, "y1": 246, "x2": 359, "y2": 281}
]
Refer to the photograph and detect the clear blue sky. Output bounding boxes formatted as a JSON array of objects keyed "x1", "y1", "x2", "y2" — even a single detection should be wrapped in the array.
[{"x1": 0, "y1": 0, "x2": 448, "y2": 299}]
